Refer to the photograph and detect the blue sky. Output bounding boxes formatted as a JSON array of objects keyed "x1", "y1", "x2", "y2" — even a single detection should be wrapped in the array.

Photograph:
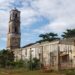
[{"x1": 0, "y1": 0, "x2": 75, "y2": 49}]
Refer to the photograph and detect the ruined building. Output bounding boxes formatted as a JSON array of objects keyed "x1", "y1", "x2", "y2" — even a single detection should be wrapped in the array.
[{"x1": 7, "y1": 8, "x2": 21, "y2": 49}]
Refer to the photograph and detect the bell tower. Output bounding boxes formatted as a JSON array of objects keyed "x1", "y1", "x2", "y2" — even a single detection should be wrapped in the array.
[{"x1": 7, "y1": 8, "x2": 21, "y2": 49}]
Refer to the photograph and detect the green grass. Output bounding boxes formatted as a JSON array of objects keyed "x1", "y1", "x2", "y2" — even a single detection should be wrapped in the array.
[
  {"x1": 0, "y1": 68, "x2": 64, "y2": 75},
  {"x1": 60, "y1": 69, "x2": 75, "y2": 75}
]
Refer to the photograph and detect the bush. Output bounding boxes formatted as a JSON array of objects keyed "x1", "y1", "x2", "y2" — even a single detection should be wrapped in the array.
[
  {"x1": 0, "y1": 60, "x2": 26, "y2": 69},
  {"x1": 12, "y1": 60, "x2": 25, "y2": 68},
  {"x1": 60, "y1": 69, "x2": 75, "y2": 75},
  {"x1": 27, "y1": 58, "x2": 40, "y2": 70},
  {"x1": 0, "y1": 50, "x2": 14, "y2": 68},
  {"x1": 65, "y1": 70, "x2": 75, "y2": 75}
]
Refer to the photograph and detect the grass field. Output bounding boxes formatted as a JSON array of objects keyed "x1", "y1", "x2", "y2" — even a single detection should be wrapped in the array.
[{"x1": 0, "y1": 68, "x2": 64, "y2": 75}]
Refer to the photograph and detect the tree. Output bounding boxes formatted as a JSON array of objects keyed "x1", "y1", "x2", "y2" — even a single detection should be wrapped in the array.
[
  {"x1": 0, "y1": 49, "x2": 14, "y2": 68},
  {"x1": 61, "y1": 29, "x2": 75, "y2": 38},
  {"x1": 39, "y1": 34, "x2": 49, "y2": 40},
  {"x1": 38, "y1": 32, "x2": 59, "y2": 42},
  {"x1": 48, "y1": 32, "x2": 58, "y2": 39},
  {"x1": 27, "y1": 58, "x2": 40, "y2": 70}
]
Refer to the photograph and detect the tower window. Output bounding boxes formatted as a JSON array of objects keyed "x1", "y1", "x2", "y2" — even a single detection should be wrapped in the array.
[
  {"x1": 15, "y1": 26, "x2": 17, "y2": 33},
  {"x1": 9, "y1": 28, "x2": 10, "y2": 32},
  {"x1": 15, "y1": 13, "x2": 17, "y2": 18},
  {"x1": 9, "y1": 25, "x2": 10, "y2": 32}
]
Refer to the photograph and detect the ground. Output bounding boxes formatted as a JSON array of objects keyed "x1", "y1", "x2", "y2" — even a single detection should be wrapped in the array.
[{"x1": 0, "y1": 68, "x2": 64, "y2": 75}]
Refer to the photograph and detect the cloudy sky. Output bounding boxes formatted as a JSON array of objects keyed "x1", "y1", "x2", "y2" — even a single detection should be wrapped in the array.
[{"x1": 0, "y1": 0, "x2": 75, "y2": 49}]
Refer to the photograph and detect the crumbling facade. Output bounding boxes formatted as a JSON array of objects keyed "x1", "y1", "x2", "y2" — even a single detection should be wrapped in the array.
[{"x1": 14, "y1": 39, "x2": 75, "y2": 70}]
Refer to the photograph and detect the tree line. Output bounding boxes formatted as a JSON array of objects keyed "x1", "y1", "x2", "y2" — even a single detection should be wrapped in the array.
[{"x1": 37, "y1": 29, "x2": 75, "y2": 43}]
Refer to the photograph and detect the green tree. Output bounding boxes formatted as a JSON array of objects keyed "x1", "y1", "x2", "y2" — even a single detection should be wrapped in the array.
[
  {"x1": 0, "y1": 49, "x2": 14, "y2": 68},
  {"x1": 27, "y1": 58, "x2": 40, "y2": 70},
  {"x1": 48, "y1": 32, "x2": 58, "y2": 38},
  {"x1": 61, "y1": 29, "x2": 75, "y2": 38},
  {"x1": 39, "y1": 34, "x2": 49, "y2": 40},
  {"x1": 38, "y1": 32, "x2": 59, "y2": 42}
]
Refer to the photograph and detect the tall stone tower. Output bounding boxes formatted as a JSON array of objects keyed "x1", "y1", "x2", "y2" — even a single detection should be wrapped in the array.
[{"x1": 7, "y1": 8, "x2": 21, "y2": 50}]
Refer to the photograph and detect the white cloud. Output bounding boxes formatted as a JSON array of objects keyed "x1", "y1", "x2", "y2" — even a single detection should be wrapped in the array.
[
  {"x1": 20, "y1": 8, "x2": 38, "y2": 27},
  {"x1": 31, "y1": 0, "x2": 75, "y2": 26},
  {"x1": 0, "y1": 0, "x2": 14, "y2": 9},
  {"x1": 29, "y1": 0, "x2": 75, "y2": 36},
  {"x1": 1, "y1": 0, "x2": 75, "y2": 34},
  {"x1": 0, "y1": 11, "x2": 9, "y2": 37},
  {"x1": 33, "y1": 21, "x2": 75, "y2": 36}
]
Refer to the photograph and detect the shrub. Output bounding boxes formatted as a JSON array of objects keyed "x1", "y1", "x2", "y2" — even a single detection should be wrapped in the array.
[
  {"x1": 27, "y1": 58, "x2": 40, "y2": 70},
  {"x1": 60, "y1": 69, "x2": 75, "y2": 75},
  {"x1": 12, "y1": 60, "x2": 25, "y2": 68},
  {"x1": 0, "y1": 50, "x2": 14, "y2": 68},
  {"x1": 65, "y1": 70, "x2": 75, "y2": 75}
]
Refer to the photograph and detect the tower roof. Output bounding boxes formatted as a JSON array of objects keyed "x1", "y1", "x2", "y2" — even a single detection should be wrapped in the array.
[{"x1": 11, "y1": 8, "x2": 20, "y2": 12}]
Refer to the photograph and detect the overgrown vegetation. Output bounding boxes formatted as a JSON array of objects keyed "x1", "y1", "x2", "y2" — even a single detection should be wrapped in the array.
[
  {"x1": 60, "y1": 69, "x2": 75, "y2": 75},
  {"x1": 37, "y1": 28, "x2": 75, "y2": 43},
  {"x1": 62, "y1": 29, "x2": 75, "y2": 38},
  {"x1": 38, "y1": 32, "x2": 59, "y2": 43},
  {"x1": 27, "y1": 58, "x2": 40, "y2": 70},
  {"x1": 0, "y1": 50, "x2": 41, "y2": 70},
  {"x1": 0, "y1": 68, "x2": 63, "y2": 75},
  {"x1": 0, "y1": 49, "x2": 14, "y2": 68},
  {"x1": 0, "y1": 50, "x2": 25, "y2": 68}
]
